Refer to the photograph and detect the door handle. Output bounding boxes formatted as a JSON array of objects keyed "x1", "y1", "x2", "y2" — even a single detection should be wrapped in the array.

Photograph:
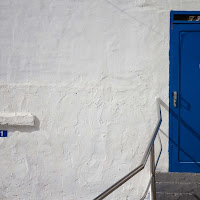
[{"x1": 174, "y1": 91, "x2": 177, "y2": 108}]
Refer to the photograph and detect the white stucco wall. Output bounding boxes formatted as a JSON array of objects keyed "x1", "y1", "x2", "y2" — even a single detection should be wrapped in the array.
[{"x1": 0, "y1": 0, "x2": 199, "y2": 199}]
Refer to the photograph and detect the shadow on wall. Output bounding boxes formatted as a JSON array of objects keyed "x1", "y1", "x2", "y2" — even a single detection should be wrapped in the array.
[
  {"x1": 104, "y1": 0, "x2": 167, "y2": 41},
  {"x1": 0, "y1": 116, "x2": 40, "y2": 133},
  {"x1": 158, "y1": 99, "x2": 200, "y2": 168},
  {"x1": 158, "y1": 99, "x2": 200, "y2": 199}
]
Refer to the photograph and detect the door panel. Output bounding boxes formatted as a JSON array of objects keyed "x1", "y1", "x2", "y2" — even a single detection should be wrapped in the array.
[
  {"x1": 170, "y1": 18, "x2": 200, "y2": 172},
  {"x1": 179, "y1": 32, "x2": 200, "y2": 163}
]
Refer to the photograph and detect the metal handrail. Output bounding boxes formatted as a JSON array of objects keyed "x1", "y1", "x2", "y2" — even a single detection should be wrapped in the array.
[
  {"x1": 140, "y1": 132, "x2": 163, "y2": 200},
  {"x1": 94, "y1": 98, "x2": 162, "y2": 200}
]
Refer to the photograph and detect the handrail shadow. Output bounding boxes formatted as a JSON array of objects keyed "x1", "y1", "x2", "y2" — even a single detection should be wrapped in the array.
[{"x1": 159, "y1": 99, "x2": 200, "y2": 166}]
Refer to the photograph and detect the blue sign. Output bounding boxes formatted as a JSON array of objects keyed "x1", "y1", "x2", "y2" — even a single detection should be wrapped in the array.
[{"x1": 0, "y1": 130, "x2": 7, "y2": 137}]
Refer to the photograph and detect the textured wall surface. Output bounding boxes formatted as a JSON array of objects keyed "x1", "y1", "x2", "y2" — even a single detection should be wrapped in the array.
[{"x1": 0, "y1": 0, "x2": 199, "y2": 199}]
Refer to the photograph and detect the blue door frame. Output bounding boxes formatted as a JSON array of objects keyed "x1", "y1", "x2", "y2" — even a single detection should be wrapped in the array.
[{"x1": 169, "y1": 11, "x2": 200, "y2": 173}]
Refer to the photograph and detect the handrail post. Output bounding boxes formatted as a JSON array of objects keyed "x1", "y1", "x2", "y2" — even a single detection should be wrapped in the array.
[{"x1": 150, "y1": 144, "x2": 156, "y2": 200}]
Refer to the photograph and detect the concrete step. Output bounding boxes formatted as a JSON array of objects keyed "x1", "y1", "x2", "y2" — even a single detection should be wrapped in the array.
[
  {"x1": 156, "y1": 182, "x2": 200, "y2": 194},
  {"x1": 156, "y1": 172, "x2": 200, "y2": 183},
  {"x1": 156, "y1": 192, "x2": 196, "y2": 200},
  {"x1": 155, "y1": 172, "x2": 200, "y2": 200}
]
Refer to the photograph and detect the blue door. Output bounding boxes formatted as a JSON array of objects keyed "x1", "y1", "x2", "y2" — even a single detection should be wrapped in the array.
[{"x1": 170, "y1": 11, "x2": 200, "y2": 172}]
